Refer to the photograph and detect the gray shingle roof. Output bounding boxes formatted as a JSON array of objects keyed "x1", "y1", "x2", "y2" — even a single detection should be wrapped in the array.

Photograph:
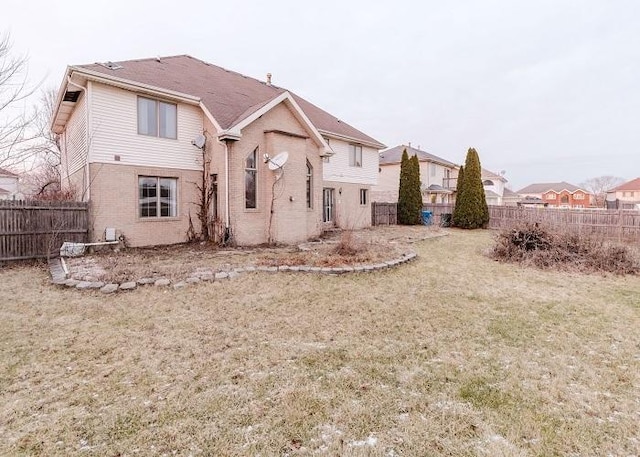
[
  {"x1": 77, "y1": 55, "x2": 384, "y2": 148},
  {"x1": 379, "y1": 145, "x2": 457, "y2": 167},
  {"x1": 517, "y1": 182, "x2": 582, "y2": 194}
]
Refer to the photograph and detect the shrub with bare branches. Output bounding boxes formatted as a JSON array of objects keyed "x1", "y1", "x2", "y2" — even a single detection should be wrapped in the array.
[{"x1": 490, "y1": 222, "x2": 639, "y2": 275}]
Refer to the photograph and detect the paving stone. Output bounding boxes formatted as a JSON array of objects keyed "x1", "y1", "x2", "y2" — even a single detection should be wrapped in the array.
[
  {"x1": 244, "y1": 266, "x2": 256, "y2": 272},
  {"x1": 173, "y1": 281, "x2": 187, "y2": 289},
  {"x1": 288, "y1": 266, "x2": 300, "y2": 272},
  {"x1": 154, "y1": 278, "x2": 171, "y2": 287},
  {"x1": 88, "y1": 281, "x2": 105, "y2": 289},
  {"x1": 100, "y1": 284, "x2": 119, "y2": 294},
  {"x1": 214, "y1": 272, "x2": 229, "y2": 280},
  {"x1": 298, "y1": 265, "x2": 310, "y2": 272},
  {"x1": 406, "y1": 252, "x2": 417, "y2": 260},
  {"x1": 227, "y1": 271, "x2": 239, "y2": 279},
  {"x1": 342, "y1": 266, "x2": 355, "y2": 272},
  {"x1": 278, "y1": 265, "x2": 290, "y2": 272},
  {"x1": 309, "y1": 267, "x2": 322, "y2": 273},
  {"x1": 234, "y1": 268, "x2": 245, "y2": 274},
  {"x1": 64, "y1": 279, "x2": 80, "y2": 287},
  {"x1": 186, "y1": 277, "x2": 201, "y2": 284},
  {"x1": 119, "y1": 282, "x2": 137, "y2": 291},
  {"x1": 353, "y1": 266, "x2": 365, "y2": 272},
  {"x1": 331, "y1": 267, "x2": 345, "y2": 274},
  {"x1": 137, "y1": 277, "x2": 156, "y2": 285},
  {"x1": 75, "y1": 281, "x2": 93, "y2": 290},
  {"x1": 200, "y1": 273, "x2": 214, "y2": 281},
  {"x1": 364, "y1": 265, "x2": 376, "y2": 271},
  {"x1": 374, "y1": 263, "x2": 388, "y2": 270}
]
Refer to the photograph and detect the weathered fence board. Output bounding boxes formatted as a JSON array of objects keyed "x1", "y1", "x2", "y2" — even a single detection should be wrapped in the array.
[
  {"x1": 372, "y1": 201, "x2": 640, "y2": 241},
  {"x1": 0, "y1": 200, "x2": 89, "y2": 262}
]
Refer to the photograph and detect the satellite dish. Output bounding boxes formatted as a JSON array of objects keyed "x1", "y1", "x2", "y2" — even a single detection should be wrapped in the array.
[
  {"x1": 193, "y1": 134, "x2": 206, "y2": 149},
  {"x1": 268, "y1": 151, "x2": 289, "y2": 170}
]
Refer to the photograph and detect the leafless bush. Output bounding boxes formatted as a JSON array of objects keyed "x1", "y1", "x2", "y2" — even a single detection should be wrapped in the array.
[
  {"x1": 333, "y1": 230, "x2": 361, "y2": 256},
  {"x1": 490, "y1": 222, "x2": 639, "y2": 275}
]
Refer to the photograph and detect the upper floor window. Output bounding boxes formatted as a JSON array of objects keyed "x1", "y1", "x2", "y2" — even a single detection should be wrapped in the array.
[
  {"x1": 574, "y1": 192, "x2": 584, "y2": 200},
  {"x1": 430, "y1": 163, "x2": 436, "y2": 177},
  {"x1": 306, "y1": 160, "x2": 313, "y2": 209},
  {"x1": 138, "y1": 96, "x2": 177, "y2": 139},
  {"x1": 139, "y1": 176, "x2": 177, "y2": 218},
  {"x1": 349, "y1": 144, "x2": 362, "y2": 167},
  {"x1": 245, "y1": 148, "x2": 258, "y2": 209},
  {"x1": 560, "y1": 195, "x2": 569, "y2": 204},
  {"x1": 483, "y1": 180, "x2": 494, "y2": 186},
  {"x1": 546, "y1": 192, "x2": 556, "y2": 200}
]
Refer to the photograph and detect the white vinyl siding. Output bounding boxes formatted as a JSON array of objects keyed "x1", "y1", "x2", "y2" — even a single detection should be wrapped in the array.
[
  {"x1": 322, "y1": 138, "x2": 378, "y2": 185},
  {"x1": 89, "y1": 83, "x2": 203, "y2": 170},
  {"x1": 62, "y1": 96, "x2": 87, "y2": 176}
]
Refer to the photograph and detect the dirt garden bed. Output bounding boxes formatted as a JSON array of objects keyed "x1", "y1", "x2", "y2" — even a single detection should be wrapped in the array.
[{"x1": 64, "y1": 225, "x2": 445, "y2": 283}]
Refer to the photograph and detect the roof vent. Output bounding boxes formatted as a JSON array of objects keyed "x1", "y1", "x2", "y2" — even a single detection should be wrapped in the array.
[
  {"x1": 63, "y1": 91, "x2": 81, "y2": 103},
  {"x1": 266, "y1": 73, "x2": 272, "y2": 86},
  {"x1": 98, "y1": 61, "x2": 123, "y2": 70}
]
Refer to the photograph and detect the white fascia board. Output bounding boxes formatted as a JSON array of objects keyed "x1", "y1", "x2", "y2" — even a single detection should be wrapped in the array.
[
  {"x1": 50, "y1": 67, "x2": 74, "y2": 132},
  {"x1": 229, "y1": 91, "x2": 332, "y2": 155},
  {"x1": 317, "y1": 129, "x2": 385, "y2": 150},
  {"x1": 69, "y1": 66, "x2": 201, "y2": 104},
  {"x1": 199, "y1": 102, "x2": 223, "y2": 133}
]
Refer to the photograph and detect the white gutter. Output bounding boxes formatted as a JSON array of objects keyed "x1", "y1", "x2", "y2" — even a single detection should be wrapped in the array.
[
  {"x1": 318, "y1": 129, "x2": 386, "y2": 150},
  {"x1": 68, "y1": 66, "x2": 202, "y2": 104},
  {"x1": 67, "y1": 76, "x2": 91, "y2": 201}
]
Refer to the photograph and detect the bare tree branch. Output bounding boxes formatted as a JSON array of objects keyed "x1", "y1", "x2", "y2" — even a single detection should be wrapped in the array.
[
  {"x1": 580, "y1": 175, "x2": 625, "y2": 207},
  {"x1": 0, "y1": 33, "x2": 40, "y2": 169}
]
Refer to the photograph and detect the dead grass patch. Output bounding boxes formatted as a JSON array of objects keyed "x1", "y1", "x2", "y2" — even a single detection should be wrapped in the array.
[
  {"x1": 2, "y1": 229, "x2": 640, "y2": 455},
  {"x1": 64, "y1": 225, "x2": 440, "y2": 282}
]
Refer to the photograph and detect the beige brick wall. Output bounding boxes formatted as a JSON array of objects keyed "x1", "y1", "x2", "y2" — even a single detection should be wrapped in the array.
[
  {"x1": 324, "y1": 181, "x2": 372, "y2": 230},
  {"x1": 224, "y1": 102, "x2": 323, "y2": 245},
  {"x1": 88, "y1": 163, "x2": 201, "y2": 247}
]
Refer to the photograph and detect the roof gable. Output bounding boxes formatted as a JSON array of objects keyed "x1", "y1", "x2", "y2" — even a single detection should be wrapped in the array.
[
  {"x1": 517, "y1": 181, "x2": 583, "y2": 194},
  {"x1": 69, "y1": 55, "x2": 384, "y2": 148},
  {"x1": 611, "y1": 177, "x2": 640, "y2": 192},
  {"x1": 379, "y1": 145, "x2": 458, "y2": 168}
]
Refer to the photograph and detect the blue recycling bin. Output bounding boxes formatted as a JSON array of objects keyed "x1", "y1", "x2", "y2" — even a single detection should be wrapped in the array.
[{"x1": 421, "y1": 210, "x2": 433, "y2": 225}]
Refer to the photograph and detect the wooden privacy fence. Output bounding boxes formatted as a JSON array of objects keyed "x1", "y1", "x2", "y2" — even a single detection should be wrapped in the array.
[
  {"x1": 487, "y1": 206, "x2": 640, "y2": 241},
  {"x1": 372, "y1": 202, "x2": 640, "y2": 241},
  {"x1": 0, "y1": 200, "x2": 89, "y2": 262}
]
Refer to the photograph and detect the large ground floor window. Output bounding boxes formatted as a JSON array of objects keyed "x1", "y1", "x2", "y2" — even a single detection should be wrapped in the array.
[{"x1": 139, "y1": 176, "x2": 177, "y2": 218}]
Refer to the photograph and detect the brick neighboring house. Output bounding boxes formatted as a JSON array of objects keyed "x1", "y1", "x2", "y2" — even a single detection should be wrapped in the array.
[
  {"x1": 371, "y1": 145, "x2": 458, "y2": 204},
  {"x1": 606, "y1": 177, "x2": 640, "y2": 209},
  {"x1": 51, "y1": 55, "x2": 385, "y2": 247},
  {"x1": 517, "y1": 182, "x2": 593, "y2": 208},
  {"x1": 0, "y1": 167, "x2": 20, "y2": 200}
]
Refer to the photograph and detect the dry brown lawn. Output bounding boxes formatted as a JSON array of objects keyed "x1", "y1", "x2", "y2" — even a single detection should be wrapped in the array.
[{"x1": 1, "y1": 229, "x2": 640, "y2": 456}]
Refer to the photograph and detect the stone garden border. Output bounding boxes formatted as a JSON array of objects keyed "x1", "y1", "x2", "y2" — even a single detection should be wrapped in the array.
[{"x1": 49, "y1": 251, "x2": 418, "y2": 294}]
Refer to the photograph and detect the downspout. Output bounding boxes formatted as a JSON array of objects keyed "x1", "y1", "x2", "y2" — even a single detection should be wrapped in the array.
[
  {"x1": 67, "y1": 76, "x2": 90, "y2": 201},
  {"x1": 224, "y1": 140, "x2": 230, "y2": 229}
]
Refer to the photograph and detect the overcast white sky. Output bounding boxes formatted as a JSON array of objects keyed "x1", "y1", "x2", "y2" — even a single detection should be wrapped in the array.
[{"x1": 3, "y1": 0, "x2": 639, "y2": 189}]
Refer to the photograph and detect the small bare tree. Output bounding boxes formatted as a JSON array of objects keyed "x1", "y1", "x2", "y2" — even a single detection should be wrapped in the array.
[
  {"x1": 0, "y1": 33, "x2": 39, "y2": 169},
  {"x1": 580, "y1": 175, "x2": 625, "y2": 207}
]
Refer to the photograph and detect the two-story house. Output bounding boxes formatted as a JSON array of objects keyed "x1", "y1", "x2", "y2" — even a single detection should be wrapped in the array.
[
  {"x1": 605, "y1": 177, "x2": 640, "y2": 209},
  {"x1": 51, "y1": 55, "x2": 385, "y2": 247},
  {"x1": 517, "y1": 182, "x2": 593, "y2": 208},
  {"x1": 482, "y1": 169, "x2": 520, "y2": 206},
  {"x1": 371, "y1": 145, "x2": 458, "y2": 204},
  {"x1": 0, "y1": 167, "x2": 20, "y2": 200}
]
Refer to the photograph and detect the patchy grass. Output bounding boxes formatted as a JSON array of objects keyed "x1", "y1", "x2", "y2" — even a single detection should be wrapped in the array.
[{"x1": 1, "y1": 229, "x2": 640, "y2": 456}]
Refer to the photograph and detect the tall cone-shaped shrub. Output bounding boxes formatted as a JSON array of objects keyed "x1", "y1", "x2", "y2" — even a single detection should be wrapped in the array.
[
  {"x1": 452, "y1": 165, "x2": 465, "y2": 225},
  {"x1": 453, "y1": 148, "x2": 489, "y2": 229},
  {"x1": 398, "y1": 149, "x2": 422, "y2": 225}
]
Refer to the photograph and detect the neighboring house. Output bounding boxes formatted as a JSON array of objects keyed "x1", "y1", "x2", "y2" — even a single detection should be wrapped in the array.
[
  {"x1": 482, "y1": 168, "x2": 520, "y2": 206},
  {"x1": 517, "y1": 182, "x2": 593, "y2": 208},
  {"x1": 51, "y1": 55, "x2": 385, "y2": 247},
  {"x1": 605, "y1": 177, "x2": 640, "y2": 210},
  {"x1": 0, "y1": 167, "x2": 20, "y2": 200},
  {"x1": 371, "y1": 144, "x2": 458, "y2": 204}
]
